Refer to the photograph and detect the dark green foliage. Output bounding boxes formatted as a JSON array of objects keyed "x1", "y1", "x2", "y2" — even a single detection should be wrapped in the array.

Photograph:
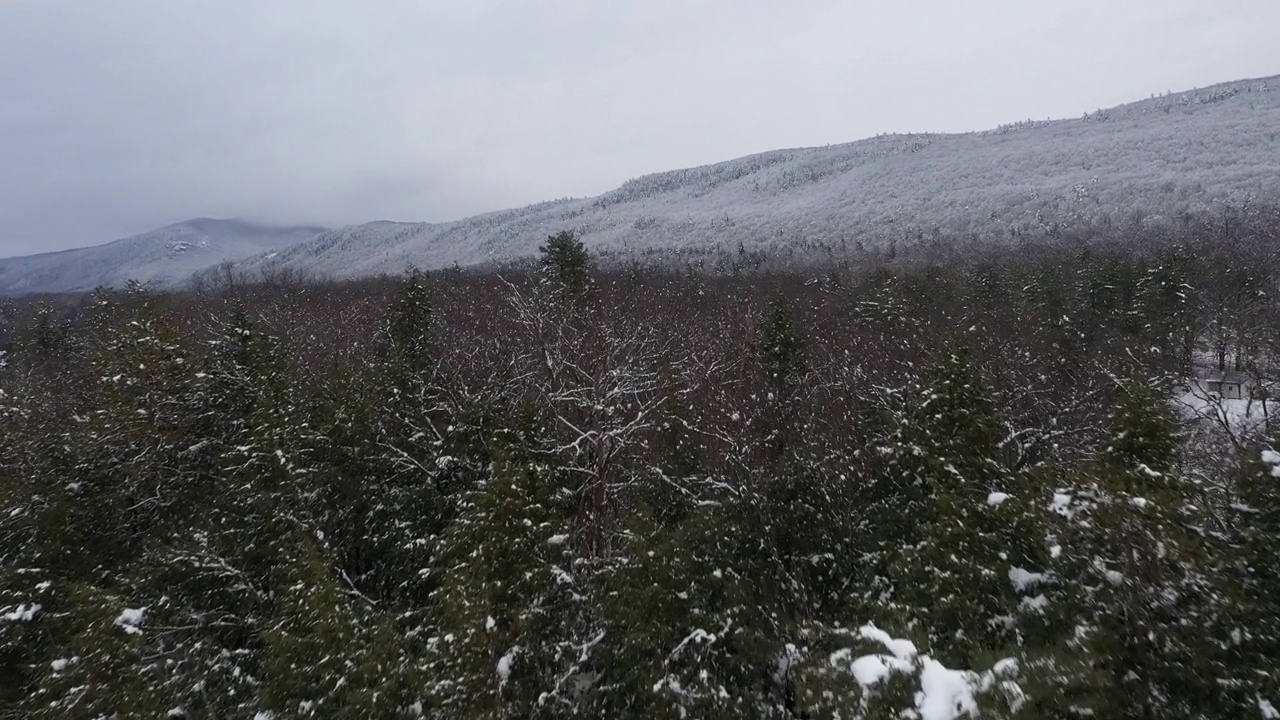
[
  {"x1": 430, "y1": 447, "x2": 584, "y2": 719},
  {"x1": 1037, "y1": 381, "x2": 1220, "y2": 718},
  {"x1": 591, "y1": 489, "x2": 791, "y2": 719},
  {"x1": 539, "y1": 230, "x2": 592, "y2": 296},
  {"x1": 1218, "y1": 443, "x2": 1280, "y2": 709},
  {"x1": 1101, "y1": 378, "x2": 1182, "y2": 477},
  {"x1": 261, "y1": 542, "x2": 423, "y2": 718},
  {"x1": 384, "y1": 267, "x2": 434, "y2": 372},
  {"x1": 760, "y1": 296, "x2": 806, "y2": 395},
  {"x1": 875, "y1": 349, "x2": 1051, "y2": 667},
  {"x1": 4, "y1": 223, "x2": 1280, "y2": 717}
]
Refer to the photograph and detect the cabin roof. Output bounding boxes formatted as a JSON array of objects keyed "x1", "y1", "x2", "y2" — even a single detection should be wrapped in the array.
[{"x1": 1204, "y1": 370, "x2": 1248, "y2": 384}]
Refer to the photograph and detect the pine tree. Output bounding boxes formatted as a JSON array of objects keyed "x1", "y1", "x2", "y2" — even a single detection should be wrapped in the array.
[
  {"x1": 1041, "y1": 379, "x2": 1223, "y2": 717},
  {"x1": 876, "y1": 348, "x2": 1051, "y2": 669},
  {"x1": 260, "y1": 540, "x2": 424, "y2": 718},
  {"x1": 760, "y1": 296, "x2": 806, "y2": 398},
  {"x1": 429, "y1": 445, "x2": 586, "y2": 718},
  {"x1": 539, "y1": 230, "x2": 592, "y2": 297},
  {"x1": 1219, "y1": 443, "x2": 1280, "y2": 712},
  {"x1": 384, "y1": 267, "x2": 435, "y2": 374},
  {"x1": 589, "y1": 486, "x2": 791, "y2": 719}
]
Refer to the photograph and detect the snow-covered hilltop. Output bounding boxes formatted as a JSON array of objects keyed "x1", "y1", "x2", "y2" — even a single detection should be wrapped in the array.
[
  {"x1": 2, "y1": 74, "x2": 1277, "y2": 295},
  {"x1": 238, "y1": 74, "x2": 1280, "y2": 279},
  {"x1": 0, "y1": 219, "x2": 325, "y2": 295}
]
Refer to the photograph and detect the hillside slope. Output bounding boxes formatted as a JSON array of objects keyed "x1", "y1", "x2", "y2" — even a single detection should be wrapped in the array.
[
  {"x1": 243, "y1": 74, "x2": 1280, "y2": 278},
  {"x1": 0, "y1": 219, "x2": 325, "y2": 295}
]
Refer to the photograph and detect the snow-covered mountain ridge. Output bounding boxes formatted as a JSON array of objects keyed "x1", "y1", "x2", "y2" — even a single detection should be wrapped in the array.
[
  {"x1": 237, "y1": 74, "x2": 1280, "y2": 279},
  {"x1": 0, "y1": 219, "x2": 326, "y2": 295},
  {"x1": 3, "y1": 74, "x2": 1277, "y2": 295}
]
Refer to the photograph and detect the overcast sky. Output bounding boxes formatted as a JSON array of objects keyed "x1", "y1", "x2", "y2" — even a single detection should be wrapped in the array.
[{"x1": 1, "y1": 1, "x2": 1277, "y2": 256}]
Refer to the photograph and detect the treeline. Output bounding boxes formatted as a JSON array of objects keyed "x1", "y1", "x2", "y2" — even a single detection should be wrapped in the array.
[{"x1": 1, "y1": 225, "x2": 1279, "y2": 719}]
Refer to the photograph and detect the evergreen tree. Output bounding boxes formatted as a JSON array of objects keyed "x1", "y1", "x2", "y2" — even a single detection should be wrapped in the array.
[
  {"x1": 1218, "y1": 444, "x2": 1280, "y2": 712},
  {"x1": 539, "y1": 230, "x2": 592, "y2": 297},
  {"x1": 877, "y1": 348, "x2": 1050, "y2": 669},
  {"x1": 760, "y1": 296, "x2": 806, "y2": 398},
  {"x1": 590, "y1": 486, "x2": 791, "y2": 719},
  {"x1": 429, "y1": 445, "x2": 586, "y2": 718},
  {"x1": 261, "y1": 540, "x2": 424, "y2": 718},
  {"x1": 1040, "y1": 379, "x2": 1222, "y2": 717}
]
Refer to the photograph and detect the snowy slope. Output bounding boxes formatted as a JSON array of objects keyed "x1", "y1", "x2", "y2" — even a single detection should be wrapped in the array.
[
  {"x1": 241, "y1": 74, "x2": 1280, "y2": 279},
  {"x1": 0, "y1": 219, "x2": 325, "y2": 295}
]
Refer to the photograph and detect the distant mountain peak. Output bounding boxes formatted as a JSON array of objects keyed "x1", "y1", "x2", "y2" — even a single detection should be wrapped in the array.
[{"x1": 0, "y1": 220, "x2": 327, "y2": 296}]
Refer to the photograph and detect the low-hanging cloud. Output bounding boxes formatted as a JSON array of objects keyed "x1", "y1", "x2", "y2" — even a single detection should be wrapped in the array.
[{"x1": 1, "y1": 0, "x2": 1277, "y2": 256}]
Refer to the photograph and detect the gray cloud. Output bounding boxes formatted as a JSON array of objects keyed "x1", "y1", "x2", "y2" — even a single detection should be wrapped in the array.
[{"x1": 1, "y1": 0, "x2": 1277, "y2": 256}]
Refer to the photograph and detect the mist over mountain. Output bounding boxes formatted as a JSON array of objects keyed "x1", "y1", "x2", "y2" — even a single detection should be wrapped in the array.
[{"x1": 0, "y1": 219, "x2": 325, "y2": 295}]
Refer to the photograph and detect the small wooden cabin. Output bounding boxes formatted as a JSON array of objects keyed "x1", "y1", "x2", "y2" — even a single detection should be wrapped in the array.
[{"x1": 1204, "y1": 370, "x2": 1248, "y2": 400}]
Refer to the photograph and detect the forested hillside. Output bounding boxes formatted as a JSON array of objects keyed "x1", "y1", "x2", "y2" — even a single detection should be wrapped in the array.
[
  {"x1": 0, "y1": 219, "x2": 326, "y2": 297},
  {"x1": 232, "y1": 75, "x2": 1280, "y2": 280},
  {"x1": 2, "y1": 207, "x2": 1280, "y2": 718}
]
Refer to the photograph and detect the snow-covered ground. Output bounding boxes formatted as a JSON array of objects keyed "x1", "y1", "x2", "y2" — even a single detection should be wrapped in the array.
[
  {"x1": 826, "y1": 624, "x2": 1022, "y2": 720},
  {"x1": 1174, "y1": 383, "x2": 1273, "y2": 447},
  {"x1": 1181, "y1": 389, "x2": 1268, "y2": 428}
]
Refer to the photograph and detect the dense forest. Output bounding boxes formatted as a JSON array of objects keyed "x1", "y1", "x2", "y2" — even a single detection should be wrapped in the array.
[{"x1": 2, "y1": 207, "x2": 1280, "y2": 719}]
